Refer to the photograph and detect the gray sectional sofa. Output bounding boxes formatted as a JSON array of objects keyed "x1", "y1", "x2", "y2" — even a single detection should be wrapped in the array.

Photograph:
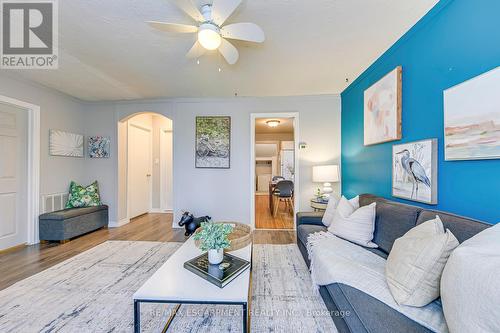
[{"x1": 296, "y1": 194, "x2": 490, "y2": 333}]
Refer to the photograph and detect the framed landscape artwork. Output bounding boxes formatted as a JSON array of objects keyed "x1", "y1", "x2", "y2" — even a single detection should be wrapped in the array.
[
  {"x1": 364, "y1": 66, "x2": 402, "y2": 146},
  {"x1": 49, "y1": 130, "x2": 84, "y2": 157},
  {"x1": 444, "y1": 66, "x2": 500, "y2": 160},
  {"x1": 392, "y1": 139, "x2": 438, "y2": 204},
  {"x1": 195, "y1": 116, "x2": 231, "y2": 168},
  {"x1": 88, "y1": 136, "x2": 110, "y2": 158}
]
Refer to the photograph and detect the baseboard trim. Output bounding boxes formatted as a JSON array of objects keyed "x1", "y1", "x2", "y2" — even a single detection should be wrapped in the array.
[
  {"x1": 0, "y1": 243, "x2": 27, "y2": 254},
  {"x1": 149, "y1": 208, "x2": 173, "y2": 213},
  {"x1": 108, "y1": 218, "x2": 130, "y2": 228}
]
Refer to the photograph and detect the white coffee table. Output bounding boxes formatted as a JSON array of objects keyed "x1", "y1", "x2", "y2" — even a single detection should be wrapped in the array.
[{"x1": 133, "y1": 237, "x2": 252, "y2": 333}]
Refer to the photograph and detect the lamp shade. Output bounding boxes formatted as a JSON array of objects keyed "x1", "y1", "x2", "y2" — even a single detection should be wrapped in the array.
[{"x1": 312, "y1": 165, "x2": 339, "y2": 183}]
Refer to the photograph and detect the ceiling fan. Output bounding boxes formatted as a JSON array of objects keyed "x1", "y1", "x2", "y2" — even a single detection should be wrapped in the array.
[{"x1": 147, "y1": 0, "x2": 265, "y2": 65}]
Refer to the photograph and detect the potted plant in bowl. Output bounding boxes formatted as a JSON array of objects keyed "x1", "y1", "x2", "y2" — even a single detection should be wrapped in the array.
[{"x1": 193, "y1": 221, "x2": 234, "y2": 264}]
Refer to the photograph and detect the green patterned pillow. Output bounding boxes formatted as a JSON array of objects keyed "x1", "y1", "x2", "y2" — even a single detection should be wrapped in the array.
[{"x1": 65, "y1": 181, "x2": 102, "y2": 208}]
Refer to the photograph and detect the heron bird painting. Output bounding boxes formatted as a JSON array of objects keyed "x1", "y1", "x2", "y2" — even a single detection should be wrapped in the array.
[{"x1": 392, "y1": 139, "x2": 438, "y2": 204}]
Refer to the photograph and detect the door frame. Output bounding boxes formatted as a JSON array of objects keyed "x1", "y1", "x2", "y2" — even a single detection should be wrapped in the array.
[
  {"x1": 0, "y1": 95, "x2": 40, "y2": 245},
  {"x1": 159, "y1": 127, "x2": 173, "y2": 212},
  {"x1": 126, "y1": 122, "x2": 153, "y2": 219},
  {"x1": 250, "y1": 112, "x2": 299, "y2": 230}
]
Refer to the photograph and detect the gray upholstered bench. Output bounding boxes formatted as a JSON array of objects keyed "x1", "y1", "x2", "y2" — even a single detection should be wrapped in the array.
[{"x1": 39, "y1": 205, "x2": 109, "y2": 243}]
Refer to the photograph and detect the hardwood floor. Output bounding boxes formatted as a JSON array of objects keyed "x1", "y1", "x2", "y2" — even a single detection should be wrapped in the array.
[
  {"x1": 0, "y1": 213, "x2": 184, "y2": 291},
  {"x1": 0, "y1": 213, "x2": 295, "y2": 291},
  {"x1": 253, "y1": 229, "x2": 295, "y2": 244},
  {"x1": 255, "y1": 194, "x2": 294, "y2": 229}
]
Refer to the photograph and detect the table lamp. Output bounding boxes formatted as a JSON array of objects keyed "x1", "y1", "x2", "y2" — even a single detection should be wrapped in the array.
[{"x1": 312, "y1": 165, "x2": 339, "y2": 199}]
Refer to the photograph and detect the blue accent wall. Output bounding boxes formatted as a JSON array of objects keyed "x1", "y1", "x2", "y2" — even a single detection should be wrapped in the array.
[{"x1": 341, "y1": 0, "x2": 500, "y2": 224}]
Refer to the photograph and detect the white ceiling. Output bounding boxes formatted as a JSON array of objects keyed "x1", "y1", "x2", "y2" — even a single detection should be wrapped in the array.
[
  {"x1": 12, "y1": 0, "x2": 438, "y2": 101},
  {"x1": 255, "y1": 118, "x2": 294, "y2": 134}
]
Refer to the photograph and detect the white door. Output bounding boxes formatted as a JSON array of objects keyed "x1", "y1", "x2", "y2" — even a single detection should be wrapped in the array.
[
  {"x1": 0, "y1": 103, "x2": 28, "y2": 250},
  {"x1": 128, "y1": 124, "x2": 152, "y2": 219}
]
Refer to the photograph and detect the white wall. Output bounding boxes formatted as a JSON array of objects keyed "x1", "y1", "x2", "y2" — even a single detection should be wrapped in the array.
[
  {"x1": 83, "y1": 95, "x2": 341, "y2": 226},
  {"x1": 0, "y1": 75, "x2": 341, "y2": 229},
  {"x1": 0, "y1": 74, "x2": 87, "y2": 197}
]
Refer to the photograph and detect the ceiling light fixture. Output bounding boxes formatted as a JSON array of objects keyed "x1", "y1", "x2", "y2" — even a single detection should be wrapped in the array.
[
  {"x1": 197, "y1": 23, "x2": 222, "y2": 50},
  {"x1": 146, "y1": 1, "x2": 265, "y2": 65},
  {"x1": 266, "y1": 120, "x2": 280, "y2": 128}
]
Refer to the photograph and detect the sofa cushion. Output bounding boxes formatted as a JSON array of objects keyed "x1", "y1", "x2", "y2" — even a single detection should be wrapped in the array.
[
  {"x1": 416, "y1": 210, "x2": 490, "y2": 243},
  {"x1": 386, "y1": 216, "x2": 459, "y2": 307},
  {"x1": 329, "y1": 197, "x2": 377, "y2": 248},
  {"x1": 322, "y1": 195, "x2": 359, "y2": 226},
  {"x1": 359, "y1": 194, "x2": 421, "y2": 253},
  {"x1": 326, "y1": 283, "x2": 432, "y2": 333},
  {"x1": 40, "y1": 205, "x2": 108, "y2": 220},
  {"x1": 441, "y1": 223, "x2": 499, "y2": 333},
  {"x1": 318, "y1": 286, "x2": 355, "y2": 333},
  {"x1": 366, "y1": 247, "x2": 388, "y2": 259},
  {"x1": 297, "y1": 224, "x2": 326, "y2": 246}
]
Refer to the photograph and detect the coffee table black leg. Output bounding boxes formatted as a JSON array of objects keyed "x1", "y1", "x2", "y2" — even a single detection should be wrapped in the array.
[
  {"x1": 242, "y1": 302, "x2": 248, "y2": 333},
  {"x1": 134, "y1": 300, "x2": 140, "y2": 333}
]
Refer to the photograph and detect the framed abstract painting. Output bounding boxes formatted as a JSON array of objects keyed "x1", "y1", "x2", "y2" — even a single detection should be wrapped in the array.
[
  {"x1": 88, "y1": 136, "x2": 110, "y2": 158},
  {"x1": 364, "y1": 66, "x2": 402, "y2": 146},
  {"x1": 444, "y1": 66, "x2": 500, "y2": 160},
  {"x1": 49, "y1": 130, "x2": 84, "y2": 157},
  {"x1": 195, "y1": 116, "x2": 231, "y2": 169},
  {"x1": 392, "y1": 139, "x2": 438, "y2": 205}
]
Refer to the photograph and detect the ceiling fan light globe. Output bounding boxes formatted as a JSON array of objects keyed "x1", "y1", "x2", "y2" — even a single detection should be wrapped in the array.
[{"x1": 198, "y1": 24, "x2": 222, "y2": 50}]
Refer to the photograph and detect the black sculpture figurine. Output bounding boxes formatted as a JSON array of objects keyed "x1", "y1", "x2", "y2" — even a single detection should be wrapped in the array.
[{"x1": 178, "y1": 211, "x2": 211, "y2": 236}]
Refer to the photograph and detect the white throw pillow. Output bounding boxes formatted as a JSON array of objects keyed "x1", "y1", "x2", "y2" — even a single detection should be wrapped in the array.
[
  {"x1": 441, "y1": 223, "x2": 500, "y2": 333},
  {"x1": 328, "y1": 196, "x2": 377, "y2": 248},
  {"x1": 322, "y1": 195, "x2": 359, "y2": 226},
  {"x1": 386, "y1": 216, "x2": 459, "y2": 307}
]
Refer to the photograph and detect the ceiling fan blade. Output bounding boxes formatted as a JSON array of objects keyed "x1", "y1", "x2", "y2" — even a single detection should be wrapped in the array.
[
  {"x1": 218, "y1": 38, "x2": 239, "y2": 65},
  {"x1": 186, "y1": 41, "x2": 206, "y2": 58},
  {"x1": 171, "y1": 0, "x2": 204, "y2": 22},
  {"x1": 147, "y1": 21, "x2": 198, "y2": 33},
  {"x1": 211, "y1": 0, "x2": 242, "y2": 26},
  {"x1": 221, "y1": 23, "x2": 265, "y2": 43}
]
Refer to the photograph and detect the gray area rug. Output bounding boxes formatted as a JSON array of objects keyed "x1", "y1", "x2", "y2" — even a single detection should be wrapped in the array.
[{"x1": 0, "y1": 241, "x2": 337, "y2": 332}]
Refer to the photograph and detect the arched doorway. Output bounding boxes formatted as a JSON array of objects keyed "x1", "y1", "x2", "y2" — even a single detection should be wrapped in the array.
[{"x1": 117, "y1": 112, "x2": 173, "y2": 224}]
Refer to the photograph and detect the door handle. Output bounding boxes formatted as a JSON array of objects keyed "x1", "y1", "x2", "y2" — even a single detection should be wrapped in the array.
[{"x1": 146, "y1": 174, "x2": 151, "y2": 177}]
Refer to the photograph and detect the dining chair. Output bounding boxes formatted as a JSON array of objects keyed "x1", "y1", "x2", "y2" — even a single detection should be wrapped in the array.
[{"x1": 273, "y1": 180, "x2": 294, "y2": 217}]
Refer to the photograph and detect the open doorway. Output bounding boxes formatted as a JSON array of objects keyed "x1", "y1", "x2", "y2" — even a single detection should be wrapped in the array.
[
  {"x1": 251, "y1": 114, "x2": 298, "y2": 230},
  {"x1": 117, "y1": 113, "x2": 173, "y2": 225}
]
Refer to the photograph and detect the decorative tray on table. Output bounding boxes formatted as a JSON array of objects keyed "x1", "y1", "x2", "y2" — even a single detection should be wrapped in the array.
[{"x1": 184, "y1": 252, "x2": 250, "y2": 288}]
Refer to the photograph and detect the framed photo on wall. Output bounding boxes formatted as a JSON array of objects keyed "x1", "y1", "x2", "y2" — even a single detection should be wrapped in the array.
[
  {"x1": 392, "y1": 139, "x2": 438, "y2": 204},
  {"x1": 195, "y1": 116, "x2": 231, "y2": 169},
  {"x1": 364, "y1": 66, "x2": 402, "y2": 146},
  {"x1": 444, "y1": 66, "x2": 500, "y2": 160}
]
